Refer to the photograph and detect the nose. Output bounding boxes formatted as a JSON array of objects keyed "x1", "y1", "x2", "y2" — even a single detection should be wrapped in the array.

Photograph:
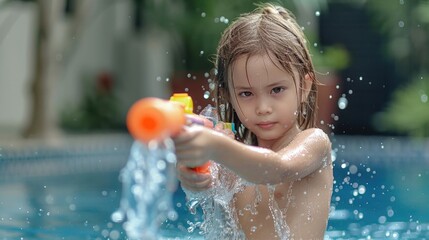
[{"x1": 255, "y1": 98, "x2": 272, "y2": 115}]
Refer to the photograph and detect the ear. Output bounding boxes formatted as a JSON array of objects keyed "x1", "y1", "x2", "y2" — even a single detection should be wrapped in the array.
[{"x1": 301, "y1": 73, "x2": 313, "y2": 102}]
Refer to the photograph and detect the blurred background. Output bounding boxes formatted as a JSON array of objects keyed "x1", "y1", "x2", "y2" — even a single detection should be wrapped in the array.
[
  {"x1": 0, "y1": 1, "x2": 428, "y2": 239},
  {"x1": 0, "y1": 0, "x2": 428, "y2": 140}
]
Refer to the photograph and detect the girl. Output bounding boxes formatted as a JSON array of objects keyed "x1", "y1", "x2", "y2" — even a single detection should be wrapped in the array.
[{"x1": 173, "y1": 3, "x2": 333, "y2": 240}]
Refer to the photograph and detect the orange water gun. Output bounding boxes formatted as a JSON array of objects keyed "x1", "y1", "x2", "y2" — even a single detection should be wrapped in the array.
[{"x1": 127, "y1": 93, "x2": 221, "y2": 173}]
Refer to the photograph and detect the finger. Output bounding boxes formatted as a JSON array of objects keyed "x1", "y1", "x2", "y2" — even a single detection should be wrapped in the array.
[
  {"x1": 175, "y1": 152, "x2": 199, "y2": 167},
  {"x1": 177, "y1": 165, "x2": 211, "y2": 181},
  {"x1": 180, "y1": 177, "x2": 212, "y2": 192},
  {"x1": 177, "y1": 165, "x2": 212, "y2": 191},
  {"x1": 172, "y1": 127, "x2": 195, "y2": 144}
]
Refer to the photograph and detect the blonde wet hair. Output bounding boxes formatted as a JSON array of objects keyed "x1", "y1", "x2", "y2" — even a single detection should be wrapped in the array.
[{"x1": 214, "y1": 3, "x2": 318, "y2": 144}]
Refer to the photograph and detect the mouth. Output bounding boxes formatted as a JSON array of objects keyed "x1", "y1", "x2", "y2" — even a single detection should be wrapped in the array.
[{"x1": 256, "y1": 122, "x2": 276, "y2": 129}]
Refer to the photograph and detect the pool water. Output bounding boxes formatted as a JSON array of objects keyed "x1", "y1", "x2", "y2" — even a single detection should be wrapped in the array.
[{"x1": 0, "y1": 135, "x2": 428, "y2": 239}]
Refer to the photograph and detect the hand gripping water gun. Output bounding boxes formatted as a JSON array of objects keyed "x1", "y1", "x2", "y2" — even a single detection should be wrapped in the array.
[{"x1": 126, "y1": 93, "x2": 234, "y2": 173}]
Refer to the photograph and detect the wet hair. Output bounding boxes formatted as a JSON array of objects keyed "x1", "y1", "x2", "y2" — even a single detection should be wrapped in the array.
[{"x1": 213, "y1": 3, "x2": 318, "y2": 145}]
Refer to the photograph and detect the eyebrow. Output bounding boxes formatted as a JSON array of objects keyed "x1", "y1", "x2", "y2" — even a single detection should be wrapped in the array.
[{"x1": 233, "y1": 79, "x2": 291, "y2": 89}]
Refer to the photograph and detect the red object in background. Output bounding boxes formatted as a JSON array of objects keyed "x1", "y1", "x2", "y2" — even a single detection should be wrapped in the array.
[{"x1": 97, "y1": 72, "x2": 114, "y2": 93}]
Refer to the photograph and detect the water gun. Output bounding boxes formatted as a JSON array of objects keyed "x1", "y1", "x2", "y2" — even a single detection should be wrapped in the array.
[{"x1": 126, "y1": 93, "x2": 234, "y2": 173}]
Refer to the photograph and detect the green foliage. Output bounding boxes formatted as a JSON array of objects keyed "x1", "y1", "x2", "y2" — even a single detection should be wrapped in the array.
[
  {"x1": 311, "y1": 44, "x2": 350, "y2": 72},
  {"x1": 146, "y1": 0, "x2": 338, "y2": 72},
  {"x1": 374, "y1": 74, "x2": 429, "y2": 137},
  {"x1": 60, "y1": 73, "x2": 122, "y2": 132},
  {"x1": 367, "y1": 0, "x2": 429, "y2": 136}
]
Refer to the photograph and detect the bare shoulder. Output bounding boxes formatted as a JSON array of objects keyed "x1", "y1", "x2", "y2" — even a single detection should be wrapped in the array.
[
  {"x1": 300, "y1": 128, "x2": 331, "y2": 143},
  {"x1": 289, "y1": 128, "x2": 332, "y2": 159},
  {"x1": 292, "y1": 128, "x2": 330, "y2": 146}
]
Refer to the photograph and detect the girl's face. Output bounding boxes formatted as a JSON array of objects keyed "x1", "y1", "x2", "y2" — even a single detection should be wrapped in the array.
[{"x1": 229, "y1": 54, "x2": 307, "y2": 147}]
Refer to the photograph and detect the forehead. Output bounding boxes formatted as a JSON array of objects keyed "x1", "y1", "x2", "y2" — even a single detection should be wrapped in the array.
[{"x1": 230, "y1": 53, "x2": 295, "y2": 86}]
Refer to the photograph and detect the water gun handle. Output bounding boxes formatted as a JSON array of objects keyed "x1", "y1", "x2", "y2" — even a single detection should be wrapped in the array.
[{"x1": 126, "y1": 93, "x2": 213, "y2": 173}]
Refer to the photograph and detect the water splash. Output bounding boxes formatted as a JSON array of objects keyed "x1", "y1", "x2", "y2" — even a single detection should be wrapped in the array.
[
  {"x1": 183, "y1": 163, "x2": 247, "y2": 239},
  {"x1": 112, "y1": 103, "x2": 297, "y2": 239},
  {"x1": 112, "y1": 139, "x2": 178, "y2": 240}
]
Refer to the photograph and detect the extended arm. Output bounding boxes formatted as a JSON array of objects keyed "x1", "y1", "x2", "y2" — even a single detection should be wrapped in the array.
[
  {"x1": 214, "y1": 128, "x2": 331, "y2": 184},
  {"x1": 174, "y1": 127, "x2": 331, "y2": 185}
]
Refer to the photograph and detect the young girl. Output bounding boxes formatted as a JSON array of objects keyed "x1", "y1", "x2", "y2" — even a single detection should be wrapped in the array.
[{"x1": 173, "y1": 4, "x2": 333, "y2": 240}]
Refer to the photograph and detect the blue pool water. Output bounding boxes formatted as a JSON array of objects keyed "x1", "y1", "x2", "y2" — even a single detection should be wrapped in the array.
[{"x1": 0, "y1": 134, "x2": 428, "y2": 239}]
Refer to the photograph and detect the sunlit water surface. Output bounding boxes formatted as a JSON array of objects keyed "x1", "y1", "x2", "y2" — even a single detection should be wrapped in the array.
[{"x1": 0, "y1": 135, "x2": 428, "y2": 239}]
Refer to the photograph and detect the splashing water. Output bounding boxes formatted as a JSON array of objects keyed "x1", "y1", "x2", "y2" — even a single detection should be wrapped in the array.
[
  {"x1": 112, "y1": 103, "x2": 295, "y2": 239},
  {"x1": 184, "y1": 163, "x2": 248, "y2": 239},
  {"x1": 112, "y1": 138, "x2": 248, "y2": 239},
  {"x1": 111, "y1": 139, "x2": 178, "y2": 240}
]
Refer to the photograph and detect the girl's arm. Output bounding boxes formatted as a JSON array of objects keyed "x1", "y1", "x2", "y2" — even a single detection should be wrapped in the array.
[
  {"x1": 218, "y1": 128, "x2": 331, "y2": 184},
  {"x1": 174, "y1": 127, "x2": 331, "y2": 185}
]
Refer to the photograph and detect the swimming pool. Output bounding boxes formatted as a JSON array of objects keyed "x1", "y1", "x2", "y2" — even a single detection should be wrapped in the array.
[{"x1": 0, "y1": 134, "x2": 428, "y2": 239}]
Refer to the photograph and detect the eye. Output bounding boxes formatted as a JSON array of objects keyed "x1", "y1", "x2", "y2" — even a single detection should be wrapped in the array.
[
  {"x1": 238, "y1": 91, "x2": 253, "y2": 97},
  {"x1": 271, "y1": 86, "x2": 285, "y2": 94}
]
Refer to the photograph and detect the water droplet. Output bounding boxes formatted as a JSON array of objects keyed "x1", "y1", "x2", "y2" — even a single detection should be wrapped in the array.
[
  {"x1": 359, "y1": 76, "x2": 363, "y2": 81},
  {"x1": 109, "y1": 230, "x2": 121, "y2": 240},
  {"x1": 378, "y1": 215, "x2": 387, "y2": 224},
  {"x1": 358, "y1": 185, "x2": 366, "y2": 194},
  {"x1": 338, "y1": 97, "x2": 348, "y2": 110},
  {"x1": 168, "y1": 210, "x2": 178, "y2": 221},
  {"x1": 200, "y1": 50, "x2": 204, "y2": 56},
  {"x1": 349, "y1": 165, "x2": 358, "y2": 174},
  {"x1": 387, "y1": 209, "x2": 394, "y2": 217},
  {"x1": 111, "y1": 211, "x2": 125, "y2": 222},
  {"x1": 69, "y1": 204, "x2": 76, "y2": 211},
  {"x1": 157, "y1": 160, "x2": 166, "y2": 170},
  {"x1": 315, "y1": 11, "x2": 320, "y2": 17},
  {"x1": 203, "y1": 91, "x2": 210, "y2": 99},
  {"x1": 201, "y1": 12, "x2": 206, "y2": 17},
  {"x1": 398, "y1": 20, "x2": 405, "y2": 28},
  {"x1": 421, "y1": 94, "x2": 428, "y2": 103}
]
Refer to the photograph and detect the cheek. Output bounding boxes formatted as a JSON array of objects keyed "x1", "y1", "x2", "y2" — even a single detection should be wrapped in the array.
[{"x1": 231, "y1": 98, "x2": 252, "y2": 122}]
